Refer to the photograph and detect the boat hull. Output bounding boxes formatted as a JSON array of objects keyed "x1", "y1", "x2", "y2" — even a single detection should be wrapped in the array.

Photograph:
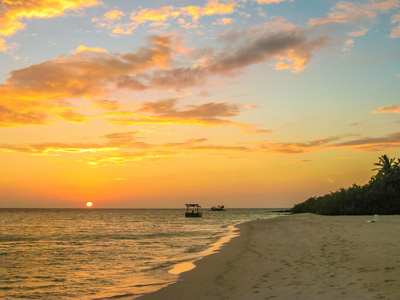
[{"x1": 185, "y1": 212, "x2": 202, "y2": 217}]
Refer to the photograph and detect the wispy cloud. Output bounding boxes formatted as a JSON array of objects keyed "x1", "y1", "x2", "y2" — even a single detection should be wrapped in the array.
[
  {"x1": 309, "y1": 0, "x2": 400, "y2": 26},
  {"x1": 308, "y1": 0, "x2": 400, "y2": 38},
  {"x1": 2, "y1": 130, "x2": 400, "y2": 165},
  {"x1": 247, "y1": 132, "x2": 400, "y2": 154},
  {"x1": 0, "y1": 142, "x2": 118, "y2": 156},
  {"x1": 91, "y1": 99, "x2": 121, "y2": 111},
  {"x1": 390, "y1": 13, "x2": 400, "y2": 38},
  {"x1": 371, "y1": 105, "x2": 400, "y2": 113},
  {"x1": 0, "y1": 37, "x2": 16, "y2": 52},
  {"x1": 332, "y1": 132, "x2": 400, "y2": 152},
  {"x1": 107, "y1": 98, "x2": 267, "y2": 132},
  {"x1": 286, "y1": 160, "x2": 313, "y2": 164},
  {"x1": 252, "y1": 136, "x2": 347, "y2": 154}
]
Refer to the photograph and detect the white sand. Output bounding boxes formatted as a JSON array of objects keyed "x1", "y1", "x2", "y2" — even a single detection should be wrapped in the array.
[{"x1": 138, "y1": 214, "x2": 400, "y2": 299}]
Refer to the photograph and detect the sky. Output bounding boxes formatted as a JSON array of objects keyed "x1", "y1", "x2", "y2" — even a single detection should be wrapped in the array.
[{"x1": 0, "y1": 0, "x2": 399, "y2": 208}]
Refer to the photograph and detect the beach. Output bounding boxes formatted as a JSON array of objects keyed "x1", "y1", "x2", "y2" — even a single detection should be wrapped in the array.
[{"x1": 139, "y1": 214, "x2": 400, "y2": 299}]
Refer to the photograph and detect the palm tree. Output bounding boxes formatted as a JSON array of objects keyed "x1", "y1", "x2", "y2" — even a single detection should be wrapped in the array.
[{"x1": 373, "y1": 155, "x2": 396, "y2": 175}]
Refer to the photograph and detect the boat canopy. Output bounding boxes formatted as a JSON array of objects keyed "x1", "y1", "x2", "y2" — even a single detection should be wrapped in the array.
[{"x1": 185, "y1": 204, "x2": 202, "y2": 217}]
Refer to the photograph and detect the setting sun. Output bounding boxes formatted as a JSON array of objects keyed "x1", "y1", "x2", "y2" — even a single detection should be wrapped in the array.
[{"x1": 86, "y1": 202, "x2": 93, "y2": 207}]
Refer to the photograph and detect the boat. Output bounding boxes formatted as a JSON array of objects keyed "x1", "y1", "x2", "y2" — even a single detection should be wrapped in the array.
[
  {"x1": 210, "y1": 205, "x2": 225, "y2": 211},
  {"x1": 185, "y1": 204, "x2": 202, "y2": 217}
]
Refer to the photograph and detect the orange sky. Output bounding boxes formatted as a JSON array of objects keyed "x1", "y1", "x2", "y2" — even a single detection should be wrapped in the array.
[{"x1": 0, "y1": 0, "x2": 399, "y2": 208}]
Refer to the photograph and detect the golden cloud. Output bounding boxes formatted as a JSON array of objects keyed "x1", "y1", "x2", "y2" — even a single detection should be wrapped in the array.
[
  {"x1": 253, "y1": 0, "x2": 287, "y2": 3},
  {"x1": 95, "y1": 1, "x2": 236, "y2": 35},
  {"x1": 104, "y1": 10, "x2": 125, "y2": 20},
  {"x1": 0, "y1": 37, "x2": 15, "y2": 52},
  {"x1": 371, "y1": 105, "x2": 400, "y2": 113},
  {"x1": 72, "y1": 45, "x2": 108, "y2": 54},
  {"x1": 0, "y1": 142, "x2": 118, "y2": 156},
  {"x1": 130, "y1": 6, "x2": 180, "y2": 24},
  {"x1": 0, "y1": 0, "x2": 101, "y2": 36},
  {"x1": 91, "y1": 99, "x2": 121, "y2": 111},
  {"x1": 163, "y1": 138, "x2": 251, "y2": 152},
  {"x1": 181, "y1": 0, "x2": 235, "y2": 22}
]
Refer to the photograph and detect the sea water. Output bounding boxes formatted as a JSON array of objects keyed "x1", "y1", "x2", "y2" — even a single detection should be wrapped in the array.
[{"x1": 0, "y1": 208, "x2": 282, "y2": 299}]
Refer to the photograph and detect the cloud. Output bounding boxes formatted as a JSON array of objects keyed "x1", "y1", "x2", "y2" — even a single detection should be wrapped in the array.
[
  {"x1": 143, "y1": 29, "x2": 328, "y2": 88},
  {"x1": 0, "y1": 0, "x2": 101, "y2": 37},
  {"x1": 163, "y1": 138, "x2": 251, "y2": 152},
  {"x1": 130, "y1": 6, "x2": 180, "y2": 24},
  {"x1": 286, "y1": 160, "x2": 313, "y2": 164},
  {"x1": 347, "y1": 27, "x2": 369, "y2": 37},
  {"x1": 72, "y1": 45, "x2": 108, "y2": 54},
  {"x1": 212, "y1": 29, "x2": 328, "y2": 73},
  {"x1": 95, "y1": 1, "x2": 236, "y2": 35},
  {"x1": 308, "y1": 0, "x2": 400, "y2": 39},
  {"x1": 91, "y1": 99, "x2": 121, "y2": 110},
  {"x1": 215, "y1": 17, "x2": 233, "y2": 25},
  {"x1": 371, "y1": 105, "x2": 400, "y2": 113},
  {"x1": 84, "y1": 150, "x2": 185, "y2": 165},
  {"x1": 391, "y1": 14, "x2": 400, "y2": 38},
  {"x1": 342, "y1": 39, "x2": 354, "y2": 52},
  {"x1": 248, "y1": 132, "x2": 400, "y2": 154},
  {"x1": 6, "y1": 35, "x2": 173, "y2": 98},
  {"x1": 252, "y1": 0, "x2": 287, "y2": 4},
  {"x1": 0, "y1": 26, "x2": 327, "y2": 127},
  {"x1": 103, "y1": 131, "x2": 140, "y2": 143},
  {"x1": 138, "y1": 98, "x2": 241, "y2": 117},
  {"x1": 0, "y1": 37, "x2": 17, "y2": 52},
  {"x1": 104, "y1": 10, "x2": 125, "y2": 20},
  {"x1": 8, "y1": 29, "x2": 326, "y2": 94},
  {"x1": 331, "y1": 132, "x2": 400, "y2": 152},
  {"x1": 58, "y1": 110, "x2": 89, "y2": 124},
  {"x1": 103, "y1": 131, "x2": 153, "y2": 149},
  {"x1": 253, "y1": 135, "x2": 347, "y2": 154},
  {"x1": 0, "y1": 134, "x2": 252, "y2": 165},
  {"x1": 107, "y1": 98, "x2": 268, "y2": 132},
  {"x1": 309, "y1": 0, "x2": 399, "y2": 26},
  {"x1": 180, "y1": 0, "x2": 235, "y2": 22},
  {"x1": 95, "y1": 0, "x2": 290, "y2": 36},
  {"x1": 3, "y1": 129, "x2": 400, "y2": 164},
  {"x1": 0, "y1": 103, "x2": 49, "y2": 127},
  {"x1": 0, "y1": 142, "x2": 118, "y2": 155}
]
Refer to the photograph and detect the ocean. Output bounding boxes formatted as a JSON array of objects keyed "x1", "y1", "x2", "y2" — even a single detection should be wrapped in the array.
[{"x1": 0, "y1": 208, "x2": 283, "y2": 299}]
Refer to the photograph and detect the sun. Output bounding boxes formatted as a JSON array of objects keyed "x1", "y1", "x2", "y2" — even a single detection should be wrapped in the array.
[{"x1": 86, "y1": 201, "x2": 93, "y2": 207}]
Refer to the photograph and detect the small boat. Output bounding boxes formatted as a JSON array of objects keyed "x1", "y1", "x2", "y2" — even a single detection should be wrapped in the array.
[
  {"x1": 210, "y1": 205, "x2": 225, "y2": 211},
  {"x1": 185, "y1": 204, "x2": 202, "y2": 217}
]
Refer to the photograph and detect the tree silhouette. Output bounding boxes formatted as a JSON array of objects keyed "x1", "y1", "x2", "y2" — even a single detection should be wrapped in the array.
[
  {"x1": 292, "y1": 155, "x2": 400, "y2": 215},
  {"x1": 373, "y1": 154, "x2": 396, "y2": 175}
]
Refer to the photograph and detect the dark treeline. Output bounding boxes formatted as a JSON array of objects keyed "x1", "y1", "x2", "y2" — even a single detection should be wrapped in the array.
[{"x1": 292, "y1": 155, "x2": 400, "y2": 215}]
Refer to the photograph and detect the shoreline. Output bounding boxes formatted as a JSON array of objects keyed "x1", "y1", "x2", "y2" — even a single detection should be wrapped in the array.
[
  {"x1": 168, "y1": 222, "x2": 242, "y2": 275},
  {"x1": 138, "y1": 214, "x2": 400, "y2": 299}
]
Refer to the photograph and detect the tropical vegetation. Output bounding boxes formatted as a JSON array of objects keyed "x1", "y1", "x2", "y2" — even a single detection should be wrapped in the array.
[{"x1": 291, "y1": 155, "x2": 400, "y2": 215}]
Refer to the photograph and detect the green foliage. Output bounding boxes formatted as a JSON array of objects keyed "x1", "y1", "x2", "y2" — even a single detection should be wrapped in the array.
[{"x1": 291, "y1": 155, "x2": 400, "y2": 215}]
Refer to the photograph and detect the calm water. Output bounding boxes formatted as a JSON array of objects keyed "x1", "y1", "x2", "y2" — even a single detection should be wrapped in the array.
[{"x1": 0, "y1": 208, "x2": 282, "y2": 299}]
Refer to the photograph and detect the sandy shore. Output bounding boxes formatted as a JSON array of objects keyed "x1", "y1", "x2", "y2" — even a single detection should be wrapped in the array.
[{"x1": 138, "y1": 214, "x2": 400, "y2": 299}]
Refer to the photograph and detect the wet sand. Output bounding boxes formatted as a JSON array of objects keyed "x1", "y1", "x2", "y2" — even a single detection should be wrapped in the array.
[{"x1": 139, "y1": 214, "x2": 400, "y2": 299}]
